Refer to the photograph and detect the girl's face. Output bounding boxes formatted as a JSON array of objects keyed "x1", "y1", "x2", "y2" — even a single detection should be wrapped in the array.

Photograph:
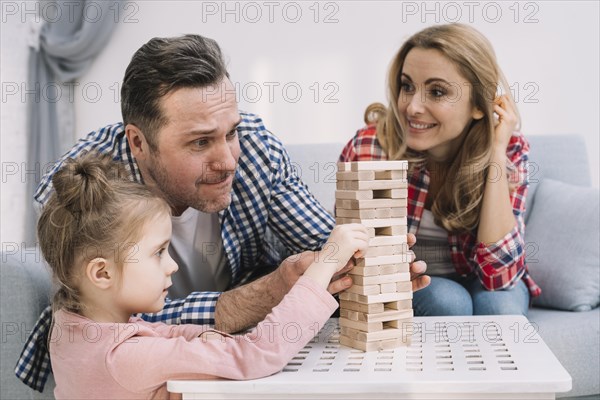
[
  {"x1": 396, "y1": 48, "x2": 483, "y2": 161},
  {"x1": 115, "y1": 212, "x2": 179, "y2": 316}
]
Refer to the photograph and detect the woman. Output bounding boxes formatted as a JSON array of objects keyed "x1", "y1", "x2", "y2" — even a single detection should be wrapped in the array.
[{"x1": 339, "y1": 24, "x2": 540, "y2": 316}]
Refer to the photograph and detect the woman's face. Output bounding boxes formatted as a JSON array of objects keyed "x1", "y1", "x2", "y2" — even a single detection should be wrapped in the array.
[{"x1": 396, "y1": 48, "x2": 483, "y2": 161}]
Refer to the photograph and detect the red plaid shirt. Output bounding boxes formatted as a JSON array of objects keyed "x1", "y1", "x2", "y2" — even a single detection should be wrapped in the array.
[{"x1": 339, "y1": 126, "x2": 541, "y2": 298}]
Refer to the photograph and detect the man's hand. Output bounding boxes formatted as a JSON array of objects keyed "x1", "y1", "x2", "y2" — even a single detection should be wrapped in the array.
[{"x1": 406, "y1": 233, "x2": 431, "y2": 291}]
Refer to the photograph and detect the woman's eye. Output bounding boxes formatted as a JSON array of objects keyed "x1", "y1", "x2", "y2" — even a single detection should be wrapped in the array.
[
  {"x1": 400, "y1": 82, "x2": 414, "y2": 93},
  {"x1": 430, "y1": 87, "x2": 446, "y2": 97}
]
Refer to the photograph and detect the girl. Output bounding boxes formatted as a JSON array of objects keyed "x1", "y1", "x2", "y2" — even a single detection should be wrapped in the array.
[
  {"x1": 339, "y1": 24, "x2": 540, "y2": 316},
  {"x1": 39, "y1": 152, "x2": 367, "y2": 399}
]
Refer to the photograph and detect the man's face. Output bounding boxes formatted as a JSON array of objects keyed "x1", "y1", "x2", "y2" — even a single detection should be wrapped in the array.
[{"x1": 144, "y1": 78, "x2": 242, "y2": 215}]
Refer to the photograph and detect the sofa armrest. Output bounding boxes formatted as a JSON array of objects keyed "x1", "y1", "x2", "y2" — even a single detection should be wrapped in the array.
[{"x1": 1, "y1": 250, "x2": 55, "y2": 399}]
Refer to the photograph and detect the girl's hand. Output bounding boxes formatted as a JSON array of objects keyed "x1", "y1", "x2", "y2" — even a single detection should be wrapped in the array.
[
  {"x1": 322, "y1": 224, "x2": 369, "y2": 272},
  {"x1": 493, "y1": 95, "x2": 518, "y2": 151}
]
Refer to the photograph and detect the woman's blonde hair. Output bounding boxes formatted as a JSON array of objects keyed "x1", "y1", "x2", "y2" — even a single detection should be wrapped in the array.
[
  {"x1": 368, "y1": 23, "x2": 519, "y2": 233},
  {"x1": 37, "y1": 151, "x2": 171, "y2": 314}
]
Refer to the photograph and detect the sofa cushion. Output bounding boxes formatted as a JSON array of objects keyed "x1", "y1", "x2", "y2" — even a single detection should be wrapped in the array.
[{"x1": 526, "y1": 179, "x2": 600, "y2": 311}]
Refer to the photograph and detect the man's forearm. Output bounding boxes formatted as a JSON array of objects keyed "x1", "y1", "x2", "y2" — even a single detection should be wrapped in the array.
[{"x1": 213, "y1": 268, "x2": 290, "y2": 332}]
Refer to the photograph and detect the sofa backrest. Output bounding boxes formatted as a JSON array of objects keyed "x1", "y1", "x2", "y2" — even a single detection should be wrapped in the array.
[
  {"x1": 526, "y1": 135, "x2": 591, "y2": 221},
  {"x1": 284, "y1": 135, "x2": 592, "y2": 221}
]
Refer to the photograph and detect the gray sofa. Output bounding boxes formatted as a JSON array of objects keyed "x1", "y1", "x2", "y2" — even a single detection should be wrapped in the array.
[{"x1": 1, "y1": 135, "x2": 598, "y2": 399}]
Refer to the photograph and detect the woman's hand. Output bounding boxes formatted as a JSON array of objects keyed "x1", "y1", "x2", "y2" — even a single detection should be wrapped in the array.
[{"x1": 493, "y1": 94, "x2": 518, "y2": 151}]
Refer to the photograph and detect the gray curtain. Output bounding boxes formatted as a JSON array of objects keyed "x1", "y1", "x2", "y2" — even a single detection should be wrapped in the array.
[{"x1": 25, "y1": 0, "x2": 122, "y2": 244}]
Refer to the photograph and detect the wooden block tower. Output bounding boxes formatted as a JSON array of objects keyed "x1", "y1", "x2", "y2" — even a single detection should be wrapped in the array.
[{"x1": 335, "y1": 160, "x2": 414, "y2": 351}]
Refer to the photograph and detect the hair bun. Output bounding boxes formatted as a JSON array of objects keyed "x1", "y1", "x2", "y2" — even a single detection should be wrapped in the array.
[{"x1": 52, "y1": 152, "x2": 125, "y2": 215}]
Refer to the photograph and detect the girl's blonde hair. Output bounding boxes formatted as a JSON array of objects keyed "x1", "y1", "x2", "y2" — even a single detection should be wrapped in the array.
[
  {"x1": 37, "y1": 151, "x2": 171, "y2": 314},
  {"x1": 368, "y1": 23, "x2": 519, "y2": 233}
]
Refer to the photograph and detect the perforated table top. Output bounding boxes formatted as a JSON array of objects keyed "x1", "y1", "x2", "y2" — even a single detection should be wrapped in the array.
[{"x1": 168, "y1": 315, "x2": 571, "y2": 399}]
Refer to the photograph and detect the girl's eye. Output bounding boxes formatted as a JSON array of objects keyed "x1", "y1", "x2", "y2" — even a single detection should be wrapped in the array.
[{"x1": 156, "y1": 248, "x2": 165, "y2": 257}]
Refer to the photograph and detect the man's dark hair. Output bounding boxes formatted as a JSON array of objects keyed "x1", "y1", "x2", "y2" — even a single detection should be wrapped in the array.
[{"x1": 121, "y1": 34, "x2": 229, "y2": 149}]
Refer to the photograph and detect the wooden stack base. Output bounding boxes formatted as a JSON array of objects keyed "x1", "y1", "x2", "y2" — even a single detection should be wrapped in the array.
[{"x1": 336, "y1": 161, "x2": 413, "y2": 351}]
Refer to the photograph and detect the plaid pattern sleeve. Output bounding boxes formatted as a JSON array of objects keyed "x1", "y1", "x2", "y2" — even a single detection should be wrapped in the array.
[
  {"x1": 339, "y1": 126, "x2": 387, "y2": 162},
  {"x1": 14, "y1": 306, "x2": 52, "y2": 392},
  {"x1": 473, "y1": 132, "x2": 541, "y2": 297},
  {"x1": 266, "y1": 131, "x2": 335, "y2": 252},
  {"x1": 138, "y1": 292, "x2": 220, "y2": 325}
]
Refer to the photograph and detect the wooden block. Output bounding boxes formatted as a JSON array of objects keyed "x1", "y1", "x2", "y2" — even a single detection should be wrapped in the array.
[
  {"x1": 336, "y1": 208, "x2": 376, "y2": 219},
  {"x1": 380, "y1": 263, "x2": 410, "y2": 274},
  {"x1": 397, "y1": 281, "x2": 412, "y2": 291},
  {"x1": 335, "y1": 217, "x2": 407, "y2": 228},
  {"x1": 341, "y1": 325, "x2": 404, "y2": 342},
  {"x1": 374, "y1": 208, "x2": 392, "y2": 218},
  {"x1": 371, "y1": 309, "x2": 413, "y2": 323},
  {"x1": 336, "y1": 208, "x2": 405, "y2": 220},
  {"x1": 344, "y1": 284, "x2": 381, "y2": 296},
  {"x1": 373, "y1": 188, "x2": 408, "y2": 199},
  {"x1": 376, "y1": 225, "x2": 408, "y2": 236},
  {"x1": 340, "y1": 300, "x2": 384, "y2": 314},
  {"x1": 335, "y1": 190, "x2": 373, "y2": 200},
  {"x1": 336, "y1": 171, "x2": 375, "y2": 181},
  {"x1": 390, "y1": 207, "x2": 408, "y2": 217},
  {"x1": 339, "y1": 317, "x2": 383, "y2": 332},
  {"x1": 357, "y1": 254, "x2": 413, "y2": 267},
  {"x1": 353, "y1": 308, "x2": 414, "y2": 323},
  {"x1": 364, "y1": 244, "x2": 404, "y2": 258},
  {"x1": 339, "y1": 335, "x2": 410, "y2": 351},
  {"x1": 339, "y1": 309, "x2": 360, "y2": 321},
  {"x1": 349, "y1": 265, "x2": 381, "y2": 276},
  {"x1": 342, "y1": 180, "x2": 408, "y2": 191},
  {"x1": 375, "y1": 170, "x2": 407, "y2": 180},
  {"x1": 349, "y1": 161, "x2": 408, "y2": 171},
  {"x1": 337, "y1": 198, "x2": 407, "y2": 209},
  {"x1": 378, "y1": 282, "x2": 397, "y2": 293},
  {"x1": 350, "y1": 272, "x2": 411, "y2": 286},
  {"x1": 337, "y1": 162, "x2": 351, "y2": 172},
  {"x1": 369, "y1": 235, "x2": 407, "y2": 246},
  {"x1": 385, "y1": 300, "x2": 412, "y2": 310},
  {"x1": 339, "y1": 291, "x2": 412, "y2": 304}
]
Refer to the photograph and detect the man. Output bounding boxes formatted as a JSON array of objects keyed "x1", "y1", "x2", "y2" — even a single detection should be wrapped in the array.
[{"x1": 17, "y1": 34, "x2": 429, "y2": 391}]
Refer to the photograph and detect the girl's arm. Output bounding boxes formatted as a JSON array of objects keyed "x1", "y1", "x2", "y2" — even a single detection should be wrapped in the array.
[{"x1": 107, "y1": 276, "x2": 339, "y2": 392}]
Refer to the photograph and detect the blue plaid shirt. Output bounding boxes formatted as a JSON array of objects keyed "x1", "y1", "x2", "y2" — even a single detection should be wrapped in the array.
[{"x1": 15, "y1": 112, "x2": 335, "y2": 392}]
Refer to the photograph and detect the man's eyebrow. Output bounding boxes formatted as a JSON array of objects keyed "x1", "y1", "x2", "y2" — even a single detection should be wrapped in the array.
[
  {"x1": 184, "y1": 117, "x2": 243, "y2": 136},
  {"x1": 232, "y1": 117, "x2": 243, "y2": 130}
]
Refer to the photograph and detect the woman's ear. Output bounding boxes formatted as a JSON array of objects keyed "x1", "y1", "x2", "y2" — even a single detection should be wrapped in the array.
[
  {"x1": 472, "y1": 107, "x2": 485, "y2": 120},
  {"x1": 85, "y1": 258, "x2": 116, "y2": 290}
]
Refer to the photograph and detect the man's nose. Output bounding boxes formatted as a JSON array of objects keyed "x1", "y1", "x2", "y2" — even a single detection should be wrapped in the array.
[{"x1": 209, "y1": 140, "x2": 237, "y2": 171}]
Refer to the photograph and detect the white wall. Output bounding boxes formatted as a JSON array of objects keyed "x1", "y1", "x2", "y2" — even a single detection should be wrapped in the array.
[{"x1": 2, "y1": 1, "x2": 599, "y2": 245}]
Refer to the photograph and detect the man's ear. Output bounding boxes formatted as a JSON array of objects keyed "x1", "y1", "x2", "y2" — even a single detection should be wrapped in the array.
[
  {"x1": 85, "y1": 258, "x2": 116, "y2": 290},
  {"x1": 125, "y1": 124, "x2": 150, "y2": 161}
]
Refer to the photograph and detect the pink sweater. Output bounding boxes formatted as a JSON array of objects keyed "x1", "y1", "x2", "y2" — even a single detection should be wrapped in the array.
[{"x1": 49, "y1": 276, "x2": 338, "y2": 399}]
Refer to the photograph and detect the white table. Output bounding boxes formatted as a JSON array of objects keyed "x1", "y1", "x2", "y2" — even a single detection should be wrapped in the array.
[{"x1": 168, "y1": 315, "x2": 571, "y2": 399}]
